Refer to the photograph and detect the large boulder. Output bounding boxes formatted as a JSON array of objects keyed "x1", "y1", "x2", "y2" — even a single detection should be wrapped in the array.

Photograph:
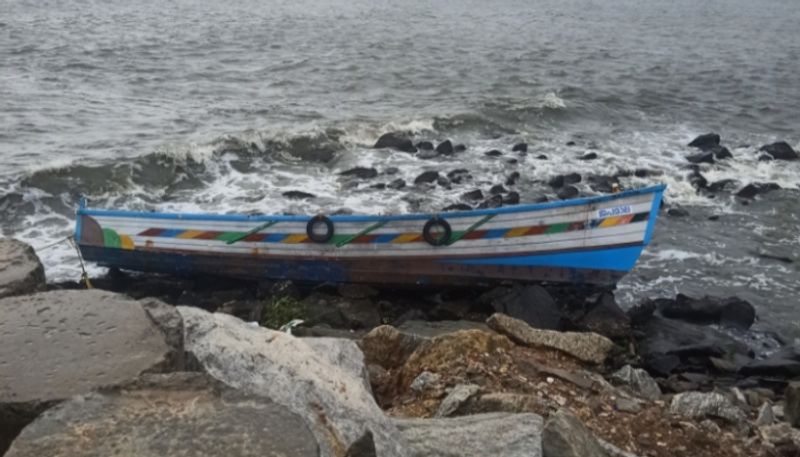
[
  {"x1": 489, "y1": 285, "x2": 563, "y2": 330},
  {"x1": 688, "y1": 133, "x2": 721, "y2": 150},
  {"x1": 669, "y1": 391, "x2": 746, "y2": 424},
  {"x1": 0, "y1": 239, "x2": 45, "y2": 299},
  {"x1": 487, "y1": 313, "x2": 613, "y2": 364},
  {"x1": 0, "y1": 290, "x2": 172, "y2": 453},
  {"x1": 741, "y1": 343, "x2": 800, "y2": 377},
  {"x1": 374, "y1": 132, "x2": 417, "y2": 153},
  {"x1": 177, "y1": 306, "x2": 410, "y2": 457},
  {"x1": 575, "y1": 292, "x2": 631, "y2": 340},
  {"x1": 657, "y1": 294, "x2": 756, "y2": 329},
  {"x1": 542, "y1": 408, "x2": 609, "y2": 457},
  {"x1": 394, "y1": 412, "x2": 543, "y2": 457},
  {"x1": 6, "y1": 373, "x2": 319, "y2": 457},
  {"x1": 760, "y1": 141, "x2": 798, "y2": 160}
]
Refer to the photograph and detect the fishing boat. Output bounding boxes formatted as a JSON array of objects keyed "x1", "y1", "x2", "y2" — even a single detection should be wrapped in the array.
[{"x1": 74, "y1": 184, "x2": 665, "y2": 287}]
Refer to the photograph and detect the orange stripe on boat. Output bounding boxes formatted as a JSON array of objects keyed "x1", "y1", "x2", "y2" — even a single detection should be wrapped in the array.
[
  {"x1": 463, "y1": 230, "x2": 488, "y2": 240},
  {"x1": 283, "y1": 234, "x2": 309, "y2": 244},
  {"x1": 504, "y1": 227, "x2": 530, "y2": 238},
  {"x1": 526, "y1": 225, "x2": 548, "y2": 235},
  {"x1": 352, "y1": 234, "x2": 380, "y2": 244},
  {"x1": 392, "y1": 233, "x2": 422, "y2": 243},
  {"x1": 177, "y1": 230, "x2": 205, "y2": 239},
  {"x1": 599, "y1": 216, "x2": 624, "y2": 228}
]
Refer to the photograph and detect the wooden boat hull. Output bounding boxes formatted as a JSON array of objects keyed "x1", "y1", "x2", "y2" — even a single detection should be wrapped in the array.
[{"x1": 75, "y1": 185, "x2": 665, "y2": 287}]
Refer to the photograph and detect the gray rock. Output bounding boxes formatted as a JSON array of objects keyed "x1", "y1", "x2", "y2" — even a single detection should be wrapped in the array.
[
  {"x1": 177, "y1": 306, "x2": 410, "y2": 457},
  {"x1": 141, "y1": 298, "x2": 187, "y2": 369},
  {"x1": 394, "y1": 412, "x2": 543, "y2": 457},
  {"x1": 0, "y1": 290, "x2": 170, "y2": 452},
  {"x1": 785, "y1": 381, "x2": 800, "y2": 427},
  {"x1": 5, "y1": 373, "x2": 319, "y2": 457},
  {"x1": 0, "y1": 239, "x2": 45, "y2": 299},
  {"x1": 410, "y1": 371, "x2": 441, "y2": 393},
  {"x1": 345, "y1": 430, "x2": 377, "y2": 457},
  {"x1": 756, "y1": 403, "x2": 775, "y2": 427},
  {"x1": 435, "y1": 384, "x2": 480, "y2": 417},
  {"x1": 598, "y1": 439, "x2": 642, "y2": 457},
  {"x1": 542, "y1": 408, "x2": 609, "y2": 457},
  {"x1": 669, "y1": 391, "x2": 747, "y2": 423},
  {"x1": 609, "y1": 365, "x2": 662, "y2": 401},
  {"x1": 461, "y1": 392, "x2": 549, "y2": 414},
  {"x1": 490, "y1": 285, "x2": 563, "y2": 330},
  {"x1": 487, "y1": 313, "x2": 613, "y2": 364}
]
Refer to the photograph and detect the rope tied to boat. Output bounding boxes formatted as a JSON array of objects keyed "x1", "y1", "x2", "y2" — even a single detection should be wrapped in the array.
[{"x1": 34, "y1": 235, "x2": 93, "y2": 289}]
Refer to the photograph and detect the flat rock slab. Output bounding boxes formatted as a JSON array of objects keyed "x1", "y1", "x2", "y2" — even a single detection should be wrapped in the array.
[
  {"x1": 394, "y1": 412, "x2": 543, "y2": 457},
  {"x1": 487, "y1": 313, "x2": 613, "y2": 364},
  {"x1": 6, "y1": 373, "x2": 319, "y2": 457},
  {"x1": 0, "y1": 239, "x2": 45, "y2": 299},
  {"x1": 0, "y1": 290, "x2": 170, "y2": 405},
  {"x1": 397, "y1": 320, "x2": 493, "y2": 339},
  {"x1": 177, "y1": 306, "x2": 410, "y2": 457}
]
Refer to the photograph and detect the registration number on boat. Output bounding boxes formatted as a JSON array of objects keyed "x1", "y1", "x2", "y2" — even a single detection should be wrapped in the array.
[{"x1": 597, "y1": 205, "x2": 632, "y2": 218}]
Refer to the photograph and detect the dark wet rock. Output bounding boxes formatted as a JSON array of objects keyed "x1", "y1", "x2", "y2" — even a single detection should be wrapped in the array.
[
  {"x1": 478, "y1": 194, "x2": 503, "y2": 209},
  {"x1": 548, "y1": 175, "x2": 565, "y2": 188},
  {"x1": 688, "y1": 133, "x2": 721, "y2": 150},
  {"x1": 436, "y1": 176, "x2": 450, "y2": 187},
  {"x1": 657, "y1": 294, "x2": 756, "y2": 329},
  {"x1": 667, "y1": 207, "x2": 690, "y2": 217},
  {"x1": 303, "y1": 292, "x2": 381, "y2": 330},
  {"x1": 337, "y1": 284, "x2": 379, "y2": 300},
  {"x1": 506, "y1": 158, "x2": 519, "y2": 164},
  {"x1": 579, "y1": 152, "x2": 598, "y2": 161},
  {"x1": 488, "y1": 313, "x2": 613, "y2": 364},
  {"x1": 736, "y1": 182, "x2": 781, "y2": 199},
  {"x1": 634, "y1": 168, "x2": 650, "y2": 178},
  {"x1": 394, "y1": 413, "x2": 543, "y2": 457},
  {"x1": 687, "y1": 151, "x2": 714, "y2": 164},
  {"x1": 557, "y1": 185, "x2": 579, "y2": 200},
  {"x1": 712, "y1": 145, "x2": 733, "y2": 160},
  {"x1": 754, "y1": 249, "x2": 794, "y2": 264},
  {"x1": 462, "y1": 189, "x2": 484, "y2": 201},
  {"x1": 785, "y1": 382, "x2": 800, "y2": 427},
  {"x1": 512, "y1": 142, "x2": 528, "y2": 153},
  {"x1": 587, "y1": 175, "x2": 620, "y2": 194},
  {"x1": 490, "y1": 184, "x2": 507, "y2": 195},
  {"x1": 575, "y1": 292, "x2": 631, "y2": 340},
  {"x1": 760, "y1": 141, "x2": 798, "y2": 160},
  {"x1": 0, "y1": 290, "x2": 172, "y2": 452},
  {"x1": 626, "y1": 300, "x2": 656, "y2": 325},
  {"x1": 414, "y1": 171, "x2": 440, "y2": 185},
  {"x1": 7, "y1": 373, "x2": 318, "y2": 457},
  {"x1": 485, "y1": 149, "x2": 503, "y2": 157},
  {"x1": 488, "y1": 285, "x2": 563, "y2": 330},
  {"x1": 442, "y1": 203, "x2": 473, "y2": 212},
  {"x1": 609, "y1": 365, "x2": 662, "y2": 400},
  {"x1": 566, "y1": 141, "x2": 577, "y2": 146},
  {"x1": 505, "y1": 171, "x2": 521, "y2": 186},
  {"x1": 178, "y1": 307, "x2": 408, "y2": 456},
  {"x1": 542, "y1": 408, "x2": 608, "y2": 457},
  {"x1": 536, "y1": 154, "x2": 548, "y2": 160},
  {"x1": 503, "y1": 192, "x2": 520, "y2": 205},
  {"x1": 669, "y1": 392, "x2": 747, "y2": 424},
  {"x1": 535, "y1": 196, "x2": 549, "y2": 203},
  {"x1": 0, "y1": 239, "x2": 45, "y2": 299},
  {"x1": 447, "y1": 169, "x2": 471, "y2": 184},
  {"x1": 435, "y1": 140, "x2": 454, "y2": 155},
  {"x1": 636, "y1": 315, "x2": 751, "y2": 376},
  {"x1": 688, "y1": 168, "x2": 708, "y2": 189},
  {"x1": 384, "y1": 166, "x2": 400, "y2": 175},
  {"x1": 283, "y1": 190, "x2": 316, "y2": 199},
  {"x1": 453, "y1": 143, "x2": 467, "y2": 152},
  {"x1": 708, "y1": 179, "x2": 737, "y2": 193},
  {"x1": 416, "y1": 141, "x2": 434, "y2": 150},
  {"x1": 374, "y1": 132, "x2": 417, "y2": 153},
  {"x1": 565, "y1": 172, "x2": 582, "y2": 184},
  {"x1": 740, "y1": 343, "x2": 800, "y2": 377},
  {"x1": 387, "y1": 178, "x2": 406, "y2": 190},
  {"x1": 371, "y1": 183, "x2": 386, "y2": 190},
  {"x1": 341, "y1": 167, "x2": 379, "y2": 179}
]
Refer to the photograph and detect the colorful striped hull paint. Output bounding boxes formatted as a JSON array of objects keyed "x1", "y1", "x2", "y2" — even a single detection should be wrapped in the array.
[{"x1": 75, "y1": 185, "x2": 666, "y2": 287}]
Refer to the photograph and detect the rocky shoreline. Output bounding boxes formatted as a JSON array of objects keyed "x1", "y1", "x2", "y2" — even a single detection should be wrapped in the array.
[{"x1": 2, "y1": 230, "x2": 800, "y2": 456}]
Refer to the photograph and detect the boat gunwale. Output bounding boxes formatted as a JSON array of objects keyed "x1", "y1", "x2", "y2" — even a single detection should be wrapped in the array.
[{"x1": 77, "y1": 184, "x2": 666, "y2": 223}]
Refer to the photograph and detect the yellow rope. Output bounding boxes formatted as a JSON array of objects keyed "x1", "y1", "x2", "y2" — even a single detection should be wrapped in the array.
[{"x1": 66, "y1": 236, "x2": 93, "y2": 289}]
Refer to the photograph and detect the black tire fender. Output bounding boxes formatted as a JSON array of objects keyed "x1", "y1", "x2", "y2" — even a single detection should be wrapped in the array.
[
  {"x1": 307, "y1": 215, "x2": 334, "y2": 243},
  {"x1": 422, "y1": 216, "x2": 452, "y2": 246}
]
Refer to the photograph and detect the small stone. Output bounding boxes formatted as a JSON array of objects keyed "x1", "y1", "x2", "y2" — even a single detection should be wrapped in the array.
[
  {"x1": 485, "y1": 150, "x2": 503, "y2": 157},
  {"x1": 410, "y1": 371, "x2": 441, "y2": 393},
  {"x1": 756, "y1": 403, "x2": 775, "y2": 427},
  {"x1": 436, "y1": 384, "x2": 480, "y2": 417},
  {"x1": 579, "y1": 152, "x2": 598, "y2": 161},
  {"x1": 609, "y1": 365, "x2": 662, "y2": 401},
  {"x1": 669, "y1": 391, "x2": 747, "y2": 424},
  {"x1": 414, "y1": 171, "x2": 440, "y2": 185},
  {"x1": 436, "y1": 140, "x2": 454, "y2": 155},
  {"x1": 785, "y1": 382, "x2": 800, "y2": 427}
]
